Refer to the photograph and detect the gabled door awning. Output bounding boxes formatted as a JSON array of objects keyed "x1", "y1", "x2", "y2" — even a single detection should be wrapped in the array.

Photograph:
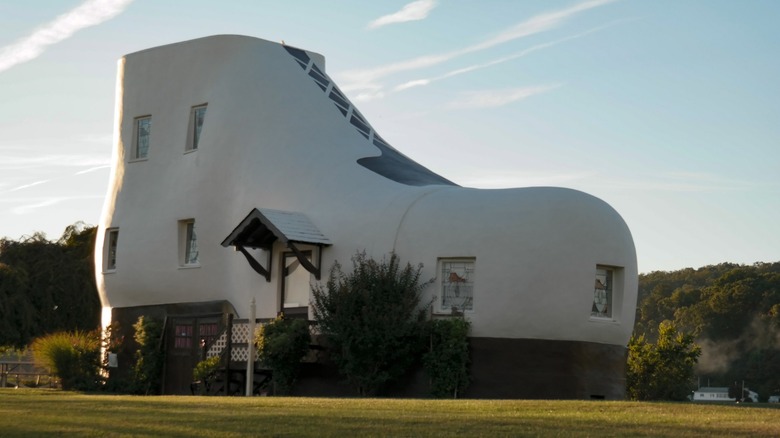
[{"x1": 221, "y1": 208, "x2": 331, "y2": 281}]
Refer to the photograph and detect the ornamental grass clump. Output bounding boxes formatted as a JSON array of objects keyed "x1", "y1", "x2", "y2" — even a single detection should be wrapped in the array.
[{"x1": 31, "y1": 330, "x2": 101, "y2": 391}]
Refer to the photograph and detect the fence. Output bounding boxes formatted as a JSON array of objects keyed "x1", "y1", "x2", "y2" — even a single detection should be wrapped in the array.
[{"x1": 0, "y1": 360, "x2": 56, "y2": 388}]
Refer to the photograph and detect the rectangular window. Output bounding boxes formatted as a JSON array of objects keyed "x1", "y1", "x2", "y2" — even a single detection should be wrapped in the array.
[
  {"x1": 179, "y1": 219, "x2": 199, "y2": 266},
  {"x1": 282, "y1": 252, "x2": 311, "y2": 310},
  {"x1": 440, "y1": 258, "x2": 475, "y2": 313},
  {"x1": 104, "y1": 228, "x2": 119, "y2": 271},
  {"x1": 187, "y1": 104, "x2": 207, "y2": 151},
  {"x1": 592, "y1": 267, "x2": 613, "y2": 319},
  {"x1": 198, "y1": 323, "x2": 219, "y2": 348},
  {"x1": 133, "y1": 116, "x2": 151, "y2": 159},
  {"x1": 174, "y1": 324, "x2": 193, "y2": 349}
]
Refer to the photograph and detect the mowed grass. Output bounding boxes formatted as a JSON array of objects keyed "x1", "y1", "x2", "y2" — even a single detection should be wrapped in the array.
[{"x1": 1, "y1": 389, "x2": 779, "y2": 437}]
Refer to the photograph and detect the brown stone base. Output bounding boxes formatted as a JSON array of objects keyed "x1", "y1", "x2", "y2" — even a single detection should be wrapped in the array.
[
  {"x1": 292, "y1": 337, "x2": 627, "y2": 399},
  {"x1": 109, "y1": 301, "x2": 236, "y2": 394},
  {"x1": 465, "y1": 337, "x2": 627, "y2": 400},
  {"x1": 108, "y1": 302, "x2": 627, "y2": 399}
]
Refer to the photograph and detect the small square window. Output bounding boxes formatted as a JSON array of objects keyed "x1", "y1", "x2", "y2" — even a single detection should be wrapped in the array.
[
  {"x1": 174, "y1": 324, "x2": 193, "y2": 349},
  {"x1": 104, "y1": 228, "x2": 119, "y2": 271},
  {"x1": 179, "y1": 219, "x2": 199, "y2": 266},
  {"x1": 440, "y1": 259, "x2": 475, "y2": 313},
  {"x1": 186, "y1": 104, "x2": 207, "y2": 151},
  {"x1": 133, "y1": 116, "x2": 151, "y2": 159},
  {"x1": 592, "y1": 267, "x2": 613, "y2": 319}
]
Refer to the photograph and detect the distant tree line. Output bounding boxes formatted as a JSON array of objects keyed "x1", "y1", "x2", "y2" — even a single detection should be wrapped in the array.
[
  {"x1": 634, "y1": 262, "x2": 780, "y2": 400},
  {"x1": 0, "y1": 223, "x2": 101, "y2": 348}
]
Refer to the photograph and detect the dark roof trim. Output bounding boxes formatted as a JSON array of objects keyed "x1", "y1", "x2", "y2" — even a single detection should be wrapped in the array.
[
  {"x1": 221, "y1": 208, "x2": 331, "y2": 249},
  {"x1": 222, "y1": 208, "x2": 331, "y2": 281}
]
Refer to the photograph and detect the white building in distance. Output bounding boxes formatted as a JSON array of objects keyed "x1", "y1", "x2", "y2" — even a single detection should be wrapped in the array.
[{"x1": 95, "y1": 35, "x2": 638, "y2": 397}]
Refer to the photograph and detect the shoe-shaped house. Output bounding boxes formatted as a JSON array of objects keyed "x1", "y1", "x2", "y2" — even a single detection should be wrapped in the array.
[{"x1": 95, "y1": 35, "x2": 637, "y2": 398}]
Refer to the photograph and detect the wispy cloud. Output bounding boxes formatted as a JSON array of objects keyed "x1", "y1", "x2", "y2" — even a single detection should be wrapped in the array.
[
  {"x1": 340, "y1": 0, "x2": 615, "y2": 92},
  {"x1": 3, "y1": 195, "x2": 104, "y2": 215},
  {"x1": 446, "y1": 84, "x2": 562, "y2": 109},
  {"x1": 605, "y1": 172, "x2": 767, "y2": 193},
  {"x1": 74, "y1": 165, "x2": 111, "y2": 175},
  {"x1": 459, "y1": 170, "x2": 768, "y2": 193},
  {"x1": 367, "y1": 0, "x2": 438, "y2": 30},
  {"x1": 461, "y1": 171, "x2": 597, "y2": 189},
  {"x1": 0, "y1": 153, "x2": 110, "y2": 171},
  {"x1": 393, "y1": 20, "x2": 627, "y2": 93},
  {"x1": 0, "y1": 0, "x2": 134, "y2": 73},
  {"x1": 9, "y1": 180, "x2": 51, "y2": 192},
  {"x1": 80, "y1": 133, "x2": 114, "y2": 144},
  {"x1": 11, "y1": 197, "x2": 70, "y2": 215}
]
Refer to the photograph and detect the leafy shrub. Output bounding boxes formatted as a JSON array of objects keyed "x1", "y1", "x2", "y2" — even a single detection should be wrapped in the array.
[
  {"x1": 132, "y1": 316, "x2": 164, "y2": 395},
  {"x1": 193, "y1": 356, "x2": 221, "y2": 382},
  {"x1": 627, "y1": 320, "x2": 701, "y2": 401},
  {"x1": 423, "y1": 318, "x2": 470, "y2": 398},
  {"x1": 99, "y1": 321, "x2": 130, "y2": 393},
  {"x1": 31, "y1": 330, "x2": 101, "y2": 391},
  {"x1": 312, "y1": 252, "x2": 430, "y2": 396},
  {"x1": 192, "y1": 356, "x2": 222, "y2": 394},
  {"x1": 256, "y1": 316, "x2": 311, "y2": 395}
]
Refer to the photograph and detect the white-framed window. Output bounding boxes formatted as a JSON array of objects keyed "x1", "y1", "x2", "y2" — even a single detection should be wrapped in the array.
[
  {"x1": 179, "y1": 219, "x2": 199, "y2": 266},
  {"x1": 104, "y1": 228, "x2": 119, "y2": 271},
  {"x1": 186, "y1": 104, "x2": 207, "y2": 151},
  {"x1": 591, "y1": 265, "x2": 622, "y2": 320},
  {"x1": 439, "y1": 258, "x2": 475, "y2": 313},
  {"x1": 132, "y1": 116, "x2": 151, "y2": 160},
  {"x1": 282, "y1": 251, "x2": 312, "y2": 311}
]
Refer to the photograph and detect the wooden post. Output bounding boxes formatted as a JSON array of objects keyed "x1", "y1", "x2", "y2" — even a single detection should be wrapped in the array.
[
  {"x1": 224, "y1": 314, "x2": 233, "y2": 395},
  {"x1": 246, "y1": 297, "x2": 256, "y2": 396}
]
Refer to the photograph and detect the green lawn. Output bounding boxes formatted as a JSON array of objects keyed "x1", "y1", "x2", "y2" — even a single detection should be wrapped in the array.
[{"x1": 1, "y1": 389, "x2": 779, "y2": 437}]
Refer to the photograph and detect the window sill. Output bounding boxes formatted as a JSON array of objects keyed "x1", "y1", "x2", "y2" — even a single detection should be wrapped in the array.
[
  {"x1": 432, "y1": 310, "x2": 474, "y2": 316},
  {"x1": 589, "y1": 316, "x2": 618, "y2": 323},
  {"x1": 184, "y1": 148, "x2": 197, "y2": 155},
  {"x1": 128, "y1": 157, "x2": 148, "y2": 163},
  {"x1": 178, "y1": 264, "x2": 201, "y2": 270},
  {"x1": 102, "y1": 269, "x2": 117, "y2": 275}
]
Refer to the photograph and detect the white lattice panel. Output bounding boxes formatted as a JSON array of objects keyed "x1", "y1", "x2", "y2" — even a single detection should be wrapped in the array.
[
  {"x1": 232, "y1": 323, "x2": 251, "y2": 343},
  {"x1": 206, "y1": 332, "x2": 227, "y2": 358},
  {"x1": 202, "y1": 322, "x2": 261, "y2": 361},
  {"x1": 231, "y1": 347, "x2": 247, "y2": 362},
  {"x1": 230, "y1": 346, "x2": 260, "y2": 362}
]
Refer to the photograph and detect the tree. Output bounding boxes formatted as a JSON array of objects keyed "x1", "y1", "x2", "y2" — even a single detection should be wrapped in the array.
[
  {"x1": 627, "y1": 320, "x2": 701, "y2": 401},
  {"x1": 0, "y1": 223, "x2": 100, "y2": 348},
  {"x1": 634, "y1": 263, "x2": 780, "y2": 397},
  {"x1": 311, "y1": 252, "x2": 430, "y2": 396},
  {"x1": 132, "y1": 316, "x2": 164, "y2": 395}
]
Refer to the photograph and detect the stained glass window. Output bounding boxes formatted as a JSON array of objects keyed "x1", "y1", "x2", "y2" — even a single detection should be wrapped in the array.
[
  {"x1": 441, "y1": 259, "x2": 475, "y2": 312},
  {"x1": 592, "y1": 267, "x2": 613, "y2": 319}
]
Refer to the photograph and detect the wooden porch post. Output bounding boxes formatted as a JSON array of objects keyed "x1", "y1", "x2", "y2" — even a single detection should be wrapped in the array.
[{"x1": 246, "y1": 297, "x2": 256, "y2": 396}]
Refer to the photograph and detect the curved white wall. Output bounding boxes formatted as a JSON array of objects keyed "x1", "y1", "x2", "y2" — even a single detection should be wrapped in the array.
[{"x1": 96, "y1": 35, "x2": 637, "y2": 348}]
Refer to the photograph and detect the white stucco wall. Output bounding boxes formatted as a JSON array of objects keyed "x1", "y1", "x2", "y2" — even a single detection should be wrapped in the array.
[{"x1": 96, "y1": 35, "x2": 637, "y2": 348}]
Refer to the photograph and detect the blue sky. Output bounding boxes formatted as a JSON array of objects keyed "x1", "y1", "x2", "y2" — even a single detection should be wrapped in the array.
[{"x1": 0, "y1": 0, "x2": 778, "y2": 273}]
